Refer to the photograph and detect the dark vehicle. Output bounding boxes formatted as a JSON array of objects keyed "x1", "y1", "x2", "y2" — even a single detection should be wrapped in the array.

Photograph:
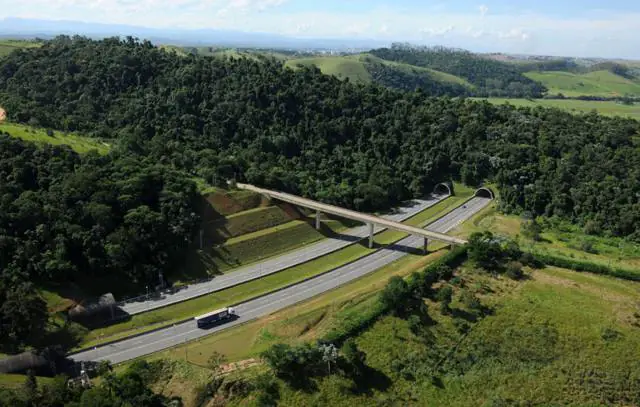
[{"x1": 194, "y1": 307, "x2": 236, "y2": 328}]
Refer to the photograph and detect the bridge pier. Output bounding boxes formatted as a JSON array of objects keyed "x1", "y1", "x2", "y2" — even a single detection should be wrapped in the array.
[
  {"x1": 368, "y1": 223, "x2": 374, "y2": 248},
  {"x1": 315, "y1": 210, "x2": 322, "y2": 230},
  {"x1": 423, "y1": 237, "x2": 429, "y2": 254}
]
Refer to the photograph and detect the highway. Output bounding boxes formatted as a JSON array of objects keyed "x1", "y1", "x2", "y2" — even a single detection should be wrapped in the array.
[
  {"x1": 71, "y1": 196, "x2": 491, "y2": 364},
  {"x1": 236, "y1": 183, "x2": 468, "y2": 245},
  {"x1": 120, "y1": 193, "x2": 449, "y2": 315}
]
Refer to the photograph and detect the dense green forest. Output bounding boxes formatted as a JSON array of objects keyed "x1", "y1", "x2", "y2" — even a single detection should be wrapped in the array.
[
  {"x1": 0, "y1": 37, "x2": 638, "y2": 233},
  {"x1": 0, "y1": 134, "x2": 199, "y2": 349},
  {"x1": 0, "y1": 37, "x2": 639, "y2": 352},
  {"x1": 370, "y1": 44, "x2": 546, "y2": 97}
]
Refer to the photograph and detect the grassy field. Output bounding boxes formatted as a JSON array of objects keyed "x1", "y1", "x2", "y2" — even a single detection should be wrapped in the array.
[
  {"x1": 0, "y1": 373, "x2": 53, "y2": 389},
  {"x1": 453, "y1": 205, "x2": 640, "y2": 273},
  {"x1": 0, "y1": 39, "x2": 42, "y2": 58},
  {"x1": 285, "y1": 55, "x2": 373, "y2": 83},
  {"x1": 78, "y1": 188, "x2": 472, "y2": 349},
  {"x1": 281, "y1": 264, "x2": 640, "y2": 406},
  {"x1": 525, "y1": 70, "x2": 640, "y2": 97},
  {"x1": 284, "y1": 53, "x2": 472, "y2": 88},
  {"x1": 479, "y1": 97, "x2": 640, "y2": 120},
  {"x1": 0, "y1": 122, "x2": 110, "y2": 154}
]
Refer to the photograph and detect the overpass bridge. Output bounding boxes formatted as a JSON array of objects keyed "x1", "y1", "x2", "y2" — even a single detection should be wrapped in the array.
[{"x1": 233, "y1": 182, "x2": 470, "y2": 253}]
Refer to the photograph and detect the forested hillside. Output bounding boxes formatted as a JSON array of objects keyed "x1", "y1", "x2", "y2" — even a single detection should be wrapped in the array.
[
  {"x1": 0, "y1": 134, "x2": 199, "y2": 349},
  {"x1": 1, "y1": 37, "x2": 638, "y2": 230},
  {"x1": 370, "y1": 44, "x2": 546, "y2": 97},
  {"x1": 0, "y1": 37, "x2": 639, "y2": 311}
]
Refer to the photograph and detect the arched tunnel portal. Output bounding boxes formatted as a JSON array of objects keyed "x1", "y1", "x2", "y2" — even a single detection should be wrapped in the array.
[{"x1": 475, "y1": 187, "x2": 495, "y2": 199}]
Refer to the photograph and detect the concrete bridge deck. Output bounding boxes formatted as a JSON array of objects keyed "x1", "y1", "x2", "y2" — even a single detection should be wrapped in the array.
[{"x1": 234, "y1": 182, "x2": 468, "y2": 251}]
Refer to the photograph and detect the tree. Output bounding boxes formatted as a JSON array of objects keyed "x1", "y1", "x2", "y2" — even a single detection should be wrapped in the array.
[
  {"x1": 22, "y1": 370, "x2": 38, "y2": 406},
  {"x1": 320, "y1": 343, "x2": 338, "y2": 374},
  {"x1": 521, "y1": 218, "x2": 543, "y2": 241},
  {"x1": 380, "y1": 276, "x2": 412, "y2": 315},
  {"x1": 467, "y1": 232, "x2": 504, "y2": 271},
  {"x1": 436, "y1": 285, "x2": 453, "y2": 315},
  {"x1": 207, "y1": 351, "x2": 227, "y2": 375}
]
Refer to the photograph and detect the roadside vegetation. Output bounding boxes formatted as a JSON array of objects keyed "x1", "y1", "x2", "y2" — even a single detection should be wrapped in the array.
[{"x1": 135, "y1": 232, "x2": 640, "y2": 406}]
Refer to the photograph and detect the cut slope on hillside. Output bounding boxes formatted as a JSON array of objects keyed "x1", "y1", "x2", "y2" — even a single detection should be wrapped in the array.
[{"x1": 525, "y1": 70, "x2": 640, "y2": 97}]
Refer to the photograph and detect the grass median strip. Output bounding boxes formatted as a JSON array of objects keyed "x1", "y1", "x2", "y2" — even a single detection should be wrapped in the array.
[{"x1": 77, "y1": 187, "x2": 473, "y2": 350}]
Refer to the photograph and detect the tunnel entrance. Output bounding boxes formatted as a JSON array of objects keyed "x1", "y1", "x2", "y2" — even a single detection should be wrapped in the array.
[
  {"x1": 475, "y1": 187, "x2": 495, "y2": 199},
  {"x1": 434, "y1": 182, "x2": 452, "y2": 196}
]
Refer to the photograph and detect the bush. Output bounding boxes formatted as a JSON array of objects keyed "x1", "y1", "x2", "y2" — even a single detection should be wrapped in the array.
[
  {"x1": 533, "y1": 252, "x2": 640, "y2": 282},
  {"x1": 521, "y1": 219, "x2": 543, "y2": 241},
  {"x1": 435, "y1": 285, "x2": 453, "y2": 314},
  {"x1": 261, "y1": 343, "x2": 323, "y2": 383},
  {"x1": 380, "y1": 276, "x2": 413, "y2": 316},
  {"x1": 460, "y1": 290, "x2": 482, "y2": 311},
  {"x1": 505, "y1": 261, "x2": 524, "y2": 280}
]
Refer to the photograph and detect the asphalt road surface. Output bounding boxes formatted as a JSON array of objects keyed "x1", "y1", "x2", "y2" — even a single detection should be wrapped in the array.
[
  {"x1": 121, "y1": 194, "x2": 449, "y2": 315},
  {"x1": 71, "y1": 197, "x2": 491, "y2": 364}
]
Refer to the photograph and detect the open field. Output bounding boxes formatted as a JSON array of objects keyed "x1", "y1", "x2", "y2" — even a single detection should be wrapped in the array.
[
  {"x1": 0, "y1": 39, "x2": 42, "y2": 58},
  {"x1": 284, "y1": 54, "x2": 472, "y2": 88},
  {"x1": 76, "y1": 188, "x2": 472, "y2": 349},
  {"x1": 525, "y1": 70, "x2": 640, "y2": 97},
  {"x1": 0, "y1": 122, "x2": 110, "y2": 154},
  {"x1": 285, "y1": 55, "x2": 372, "y2": 83},
  {"x1": 453, "y1": 205, "x2": 640, "y2": 273},
  {"x1": 273, "y1": 265, "x2": 640, "y2": 406},
  {"x1": 0, "y1": 373, "x2": 53, "y2": 389},
  {"x1": 479, "y1": 97, "x2": 640, "y2": 120}
]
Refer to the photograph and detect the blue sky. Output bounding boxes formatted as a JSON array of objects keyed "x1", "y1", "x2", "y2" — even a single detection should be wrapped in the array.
[{"x1": 1, "y1": 0, "x2": 640, "y2": 58}]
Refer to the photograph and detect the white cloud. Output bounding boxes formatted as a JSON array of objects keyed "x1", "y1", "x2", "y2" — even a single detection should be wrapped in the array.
[
  {"x1": 498, "y1": 28, "x2": 530, "y2": 41},
  {"x1": 0, "y1": 1, "x2": 639, "y2": 57},
  {"x1": 419, "y1": 25, "x2": 455, "y2": 37}
]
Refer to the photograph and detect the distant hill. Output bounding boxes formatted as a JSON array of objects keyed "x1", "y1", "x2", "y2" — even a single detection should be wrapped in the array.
[
  {"x1": 369, "y1": 44, "x2": 546, "y2": 97},
  {"x1": 283, "y1": 53, "x2": 474, "y2": 96}
]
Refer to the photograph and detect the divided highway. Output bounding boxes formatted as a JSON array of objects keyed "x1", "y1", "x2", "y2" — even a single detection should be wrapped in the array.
[
  {"x1": 71, "y1": 196, "x2": 491, "y2": 364},
  {"x1": 121, "y1": 193, "x2": 449, "y2": 315}
]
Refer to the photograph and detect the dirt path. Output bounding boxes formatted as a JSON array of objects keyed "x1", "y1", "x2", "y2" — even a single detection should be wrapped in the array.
[{"x1": 218, "y1": 358, "x2": 261, "y2": 375}]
